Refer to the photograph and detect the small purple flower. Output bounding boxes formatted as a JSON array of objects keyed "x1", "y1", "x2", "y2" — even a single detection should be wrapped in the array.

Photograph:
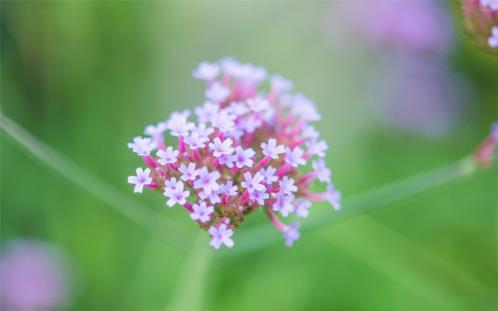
[
  {"x1": 246, "y1": 97, "x2": 270, "y2": 113},
  {"x1": 195, "y1": 101, "x2": 219, "y2": 123},
  {"x1": 184, "y1": 131, "x2": 207, "y2": 149},
  {"x1": 211, "y1": 110, "x2": 236, "y2": 133},
  {"x1": 279, "y1": 176, "x2": 297, "y2": 195},
  {"x1": 326, "y1": 184, "x2": 342, "y2": 210},
  {"x1": 241, "y1": 172, "x2": 265, "y2": 194},
  {"x1": 307, "y1": 139, "x2": 328, "y2": 158},
  {"x1": 209, "y1": 223, "x2": 234, "y2": 249},
  {"x1": 219, "y1": 180, "x2": 238, "y2": 196},
  {"x1": 199, "y1": 189, "x2": 221, "y2": 205},
  {"x1": 290, "y1": 94, "x2": 320, "y2": 121},
  {"x1": 163, "y1": 179, "x2": 190, "y2": 207},
  {"x1": 312, "y1": 159, "x2": 331, "y2": 183},
  {"x1": 157, "y1": 147, "x2": 178, "y2": 165},
  {"x1": 488, "y1": 26, "x2": 498, "y2": 48},
  {"x1": 209, "y1": 137, "x2": 234, "y2": 158},
  {"x1": 167, "y1": 114, "x2": 194, "y2": 137},
  {"x1": 283, "y1": 223, "x2": 300, "y2": 247},
  {"x1": 205, "y1": 82, "x2": 229, "y2": 103},
  {"x1": 193, "y1": 61, "x2": 220, "y2": 81},
  {"x1": 193, "y1": 167, "x2": 220, "y2": 194},
  {"x1": 233, "y1": 146, "x2": 255, "y2": 168},
  {"x1": 273, "y1": 191, "x2": 295, "y2": 217},
  {"x1": 271, "y1": 74, "x2": 293, "y2": 93},
  {"x1": 238, "y1": 115, "x2": 262, "y2": 134},
  {"x1": 285, "y1": 147, "x2": 306, "y2": 167},
  {"x1": 128, "y1": 167, "x2": 152, "y2": 193},
  {"x1": 144, "y1": 121, "x2": 166, "y2": 139},
  {"x1": 128, "y1": 137, "x2": 155, "y2": 156},
  {"x1": 261, "y1": 138, "x2": 286, "y2": 159},
  {"x1": 293, "y1": 199, "x2": 311, "y2": 218},
  {"x1": 178, "y1": 163, "x2": 198, "y2": 181},
  {"x1": 260, "y1": 166, "x2": 277, "y2": 184},
  {"x1": 190, "y1": 201, "x2": 214, "y2": 223},
  {"x1": 249, "y1": 190, "x2": 270, "y2": 205},
  {"x1": 218, "y1": 153, "x2": 235, "y2": 168}
]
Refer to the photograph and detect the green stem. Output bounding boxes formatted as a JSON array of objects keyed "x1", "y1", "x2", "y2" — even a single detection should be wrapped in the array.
[{"x1": 1, "y1": 114, "x2": 194, "y2": 251}]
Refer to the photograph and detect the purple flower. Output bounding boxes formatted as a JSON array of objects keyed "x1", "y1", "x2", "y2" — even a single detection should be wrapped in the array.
[
  {"x1": 190, "y1": 201, "x2": 214, "y2": 223},
  {"x1": 128, "y1": 137, "x2": 155, "y2": 156},
  {"x1": 0, "y1": 240, "x2": 72, "y2": 311},
  {"x1": 261, "y1": 138, "x2": 286, "y2": 159},
  {"x1": 127, "y1": 58, "x2": 341, "y2": 249},
  {"x1": 209, "y1": 137, "x2": 234, "y2": 158},
  {"x1": 205, "y1": 82, "x2": 229, "y2": 103},
  {"x1": 193, "y1": 61, "x2": 220, "y2": 81},
  {"x1": 233, "y1": 146, "x2": 255, "y2": 168},
  {"x1": 241, "y1": 172, "x2": 265, "y2": 194},
  {"x1": 193, "y1": 167, "x2": 220, "y2": 195},
  {"x1": 285, "y1": 147, "x2": 306, "y2": 168},
  {"x1": 307, "y1": 139, "x2": 328, "y2": 158},
  {"x1": 249, "y1": 190, "x2": 270, "y2": 205},
  {"x1": 480, "y1": 0, "x2": 498, "y2": 11},
  {"x1": 293, "y1": 199, "x2": 311, "y2": 218},
  {"x1": 273, "y1": 191, "x2": 295, "y2": 217},
  {"x1": 219, "y1": 181, "x2": 238, "y2": 196},
  {"x1": 260, "y1": 166, "x2": 277, "y2": 184},
  {"x1": 312, "y1": 159, "x2": 331, "y2": 183},
  {"x1": 157, "y1": 147, "x2": 178, "y2": 165},
  {"x1": 326, "y1": 183, "x2": 342, "y2": 210},
  {"x1": 283, "y1": 223, "x2": 300, "y2": 247},
  {"x1": 178, "y1": 163, "x2": 198, "y2": 181},
  {"x1": 209, "y1": 223, "x2": 234, "y2": 249},
  {"x1": 163, "y1": 179, "x2": 190, "y2": 207},
  {"x1": 279, "y1": 176, "x2": 297, "y2": 195},
  {"x1": 128, "y1": 167, "x2": 152, "y2": 193}
]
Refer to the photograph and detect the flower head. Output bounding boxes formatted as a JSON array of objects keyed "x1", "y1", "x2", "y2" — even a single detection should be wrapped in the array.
[{"x1": 127, "y1": 58, "x2": 340, "y2": 249}]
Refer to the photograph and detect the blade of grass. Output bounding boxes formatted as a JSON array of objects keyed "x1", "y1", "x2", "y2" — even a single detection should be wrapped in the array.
[
  {"x1": 163, "y1": 234, "x2": 212, "y2": 311},
  {"x1": 319, "y1": 215, "x2": 498, "y2": 310},
  {"x1": 1, "y1": 114, "x2": 194, "y2": 251}
]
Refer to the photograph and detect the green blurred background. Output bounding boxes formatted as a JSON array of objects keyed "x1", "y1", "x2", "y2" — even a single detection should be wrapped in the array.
[{"x1": 1, "y1": 1, "x2": 498, "y2": 311}]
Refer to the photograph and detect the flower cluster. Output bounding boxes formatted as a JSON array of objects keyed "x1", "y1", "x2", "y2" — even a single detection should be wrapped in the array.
[
  {"x1": 127, "y1": 58, "x2": 340, "y2": 249},
  {"x1": 462, "y1": 0, "x2": 498, "y2": 53}
]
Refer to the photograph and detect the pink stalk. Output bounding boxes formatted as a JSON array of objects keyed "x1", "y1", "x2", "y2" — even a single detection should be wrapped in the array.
[
  {"x1": 265, "y1": 204, "x2": 286, "y2": 232},
  {"x1": 282, "y1": 115, "x2": 295, "y2": 127},
  {"x1": 183, "y1": 203, "x2": 193, "y2": 213},
  {"x1": 277, "y1": 164, "x2": 292, "y2": 177},
  {"x1": 231, "y1": 167, "x2": 238, "y2": 175},
  {"x1": 289, "y1": 123, "x2": 303, "y2": 137},
  {"x1": 298, "y1": 172, "x2": 317, "y2": 184},
  {"x1": 193, "y1": 149, "x2": 201, "y2": 161},
  {"x1": 145, "y1": 183, "x2": 159, "y2": 189},
  {"x1": 142, "y1": 155, "x2": 157, "y2": 169},
  {"x1": 305, "y1": 192, "x2": 327, "y2": 201},
  {"x1": 243, "y1": 133, "x2": 254, "y2": 146},
  {"x1": 303, "y1": 152, "x2": 312, "y2": 160},
  {"x1": 156, "y1": 137, "x2": 166, "y2": 150},
  {"x1": 254, "y1": 156, "x2": 271, "y2": 171},
  {"x1": 221, "y1": 195, "x2": 228, "y2": 205},
  {"x1": 178, "y1": 137, "x2": 186, "y2": 154},
  {"x1": 292, "y1": 137, "x2": 306, "y2": 148},
  {"x1": 168, "y1": 163, "x2": 178, "y2": 171}
]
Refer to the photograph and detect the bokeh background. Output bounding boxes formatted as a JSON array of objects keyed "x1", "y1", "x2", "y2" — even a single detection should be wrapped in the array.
[{"x1": 1, "y1": 1, "x2": 498, "y2": 311}]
